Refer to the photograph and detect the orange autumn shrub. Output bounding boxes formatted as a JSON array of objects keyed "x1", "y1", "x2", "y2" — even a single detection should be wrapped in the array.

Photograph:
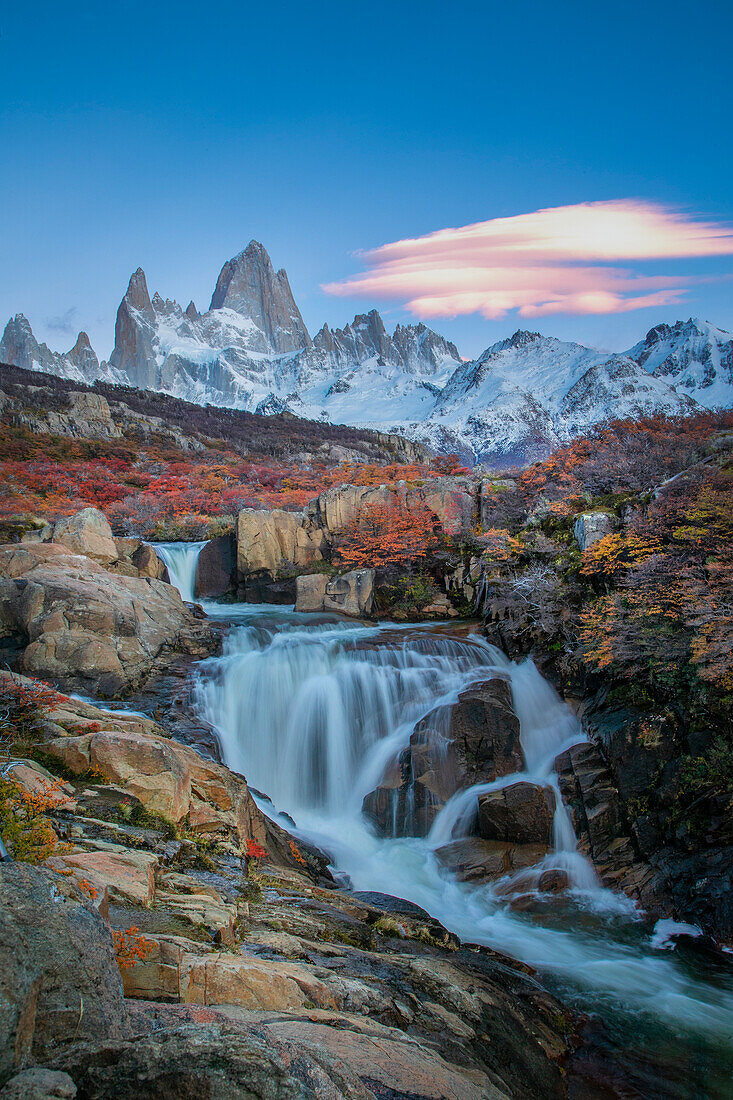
[{"x1": 112, "y1": 927, "x2": 154, "y2": 971}]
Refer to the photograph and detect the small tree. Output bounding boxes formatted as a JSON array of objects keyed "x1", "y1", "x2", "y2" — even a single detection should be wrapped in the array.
[{"x1": 334, "y1": 500, "x2": 440, "y2": 572}]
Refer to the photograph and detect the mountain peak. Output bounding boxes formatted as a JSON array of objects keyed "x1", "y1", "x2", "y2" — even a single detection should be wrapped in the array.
[
  {"x1": 506, "y1": 330, "x2": 543, "y2": 349},
  {"x1": 125, "y1": 268, "x2": 153, "y2": 314},
  {"x1": 209, "y1": 243, "x2": 311, "y2": 353}
]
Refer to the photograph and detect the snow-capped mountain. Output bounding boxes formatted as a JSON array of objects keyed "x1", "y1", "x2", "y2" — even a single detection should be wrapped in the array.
[
  {"x1": 625, "y1": 318, "x2": 733, "y2": 409},
  {"x1": 414, "y1": 330, "x2": 698, "y2": 464},
  {"x1": 1, "y1": 240, "x2": 731, "y2": 465},
  {"x1": 0, "y1": 313, "x2": 121, "y2": 386},
  {"x1": 102, "y1": 242, "x2": 461, "y2": 420}
]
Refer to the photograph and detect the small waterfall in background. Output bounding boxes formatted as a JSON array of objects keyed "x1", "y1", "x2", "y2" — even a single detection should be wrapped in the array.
[
  {"x1": 153, "y1": 541, "x2": 208, "y2": 602},
  {"x1": 192, "y1": 603, "x2": 733, "y2": 1085}
]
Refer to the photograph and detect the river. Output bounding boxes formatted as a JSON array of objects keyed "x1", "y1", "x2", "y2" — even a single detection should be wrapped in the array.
[{"x1": 161, "y1": 547, "x2": 733, "y2": 1098}]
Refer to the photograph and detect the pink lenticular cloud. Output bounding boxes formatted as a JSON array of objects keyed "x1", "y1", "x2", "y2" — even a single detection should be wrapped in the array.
[{"x1": 323, "y1": 200, "x2": 733, "y2": 319}]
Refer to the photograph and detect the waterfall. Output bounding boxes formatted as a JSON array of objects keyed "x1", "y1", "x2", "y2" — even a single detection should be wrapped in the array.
[
  {"x1": 193, "y1": 604, "x2": 733, "y2": 1060},
  {"x1": 153, "y1": 541, "x2": 208, "y2": 602}
]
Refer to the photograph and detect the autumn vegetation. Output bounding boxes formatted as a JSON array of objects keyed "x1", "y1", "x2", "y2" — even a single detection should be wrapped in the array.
[{"x1": 478, "y1": 408, "x2": 733, "y2": 832}]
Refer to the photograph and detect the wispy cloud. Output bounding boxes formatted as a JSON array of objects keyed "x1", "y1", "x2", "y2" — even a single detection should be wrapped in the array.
[
  {"x1": 323, "y1": 201, "x2": 733, "y2": 319},
  {"x1": 46, "y1": 307, "x2": 79, "y2": 336}
]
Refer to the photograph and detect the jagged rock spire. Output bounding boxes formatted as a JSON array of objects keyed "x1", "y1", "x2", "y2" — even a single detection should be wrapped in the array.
[{"x1": 209, "y1": 240, "x2": 312, "y2": 353}]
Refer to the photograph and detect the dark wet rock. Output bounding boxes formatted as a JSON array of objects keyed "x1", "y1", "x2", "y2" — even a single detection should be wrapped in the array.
[
  {"x1": 363, "y1": 678, "x2": 523, "y2": 837},
  {"x1": 240, "y1": 574, "x2": 297, "y2": 604},
  {"x1": 194, "y1": 535, "x2": 236, "y2": 599},
  {"x1": 435, "y1": 837, "x2": 549, "y2": 884},
  {"x1": 447, "y1": 678, "x2": 523, "y2": 783},
  {"x1": 478, "y1": 782, "x2": 555, "y2": 846},
  {"x1": 554, "y1": 741, "x2": 665, "y2": 907},
  {"x1": 350, "y1": 891, "x2": 432, "y2": 919}
]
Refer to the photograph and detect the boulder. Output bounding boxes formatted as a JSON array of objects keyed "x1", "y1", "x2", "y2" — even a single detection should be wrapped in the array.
[
  {"x1": 293, "y1": 572, "x2": 328, "y2": 613},
  {"x1": 0, "y1": 863, "x2": 127, "y2": 1084},
  {"x1": 0, "y1": 1069, "x2": 77, "y2": 1099},
  {"x1": 322, "y1": 569, "x2": 375, "y2": 617},
  {"x1": 447, "y1": 678, "x2": 523, "y2": 784},
  {"x1": 47, "y1": 847, "x2": 158, "y2": 907},
  {"x1": 478, "y1": 782, "x2": 556, "y2": 845},
  {"x1": 435, "y1": 837, "x2": 549, "y2": 883},
  {"x1": 42, "y1": 726, "x2": 268, "y2": 845},
  {"x1": 52, "y1": 508, "x2": 118, "y2": 564},
  {"x1": 363, "y1": 678, "x2": 523, "y2": 837},
  {"x1": 0, "y1": 542, "x2": 215, "y2": 695},
  {"x1": 41, "y1": 723, "x2": 318, "y2": 877},
  {"x1": 51, "y1": 1023, "x2": 309, "y2": 1100},
  {"x1": 194, "y1": 534, "x2": 236, "y2": 598},
  {"x1": 573, "y1": 511, "x2": 615, "y2": 551}
]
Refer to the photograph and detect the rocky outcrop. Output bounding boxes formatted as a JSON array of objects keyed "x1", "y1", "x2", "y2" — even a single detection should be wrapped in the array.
[
  {"x1": 3, "y1": 384, "x2": 123, "y2": 442},
  {"x1": 305, "y1": 478, "x2": 476, "y2": 539},
  {"x1": 0, "y1": 863, "x2": 128, "y2": 1083},
  {"x1": 557, "y1": 707, "x2": 733, "y2": 936},
  {"x1": 573, "y1": 511, "x2": 615, "y2": 550},
  {"x1": 0, "y1": 542, "x2": 215, "y2": 695},
  {"x1": 43, "y1": 724, "x2": 271, "y2": 847},
  {"x1": 237, "y1": 508, "x2": 326, "y2": 582},
  {"x1": 363, "y1": 678, "x2": 523, "y2": 836},
  {"x1": 236, "y1": 476, "x2": 478, "y2": 610}
]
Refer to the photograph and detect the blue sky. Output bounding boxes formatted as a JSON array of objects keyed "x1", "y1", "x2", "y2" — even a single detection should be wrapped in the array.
[{"x1": 1, "y1": 0, "x2": 732, "y2": 360}]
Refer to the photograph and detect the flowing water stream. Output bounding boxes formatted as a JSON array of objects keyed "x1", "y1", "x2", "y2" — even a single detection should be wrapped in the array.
[
  {"x1": 155, "y1": 545, "x2": 733, "y2": 1095},
  {"x1": 153, "y1": 541, "x2": 208, "y2": 602}
]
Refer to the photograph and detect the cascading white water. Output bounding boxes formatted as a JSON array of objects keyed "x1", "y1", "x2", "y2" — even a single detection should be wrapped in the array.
[
  {"x1": 194, "y1": 604, "x2": 733, "y2": 1067},
  {"x1": 154, "y1": 541, "x2": 208, "y2": 602}
]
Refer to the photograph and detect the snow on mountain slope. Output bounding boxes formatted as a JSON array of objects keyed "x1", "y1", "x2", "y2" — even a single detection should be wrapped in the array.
[
  {"x1": 1, "y1": 241, "x2": 730, "y2": 466},
  {"x1": 103, "y1": 245, "x2": 462, "y2": 423},
  {"x1": 0, "y1": 313, "x2": 122, "y2": 386},
  {"x1": 626, "y1": 318, "x2": 733, "y2": 409},
  {"x1": 412, "y1": 331, "x2": 699, "y2": 464}
]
